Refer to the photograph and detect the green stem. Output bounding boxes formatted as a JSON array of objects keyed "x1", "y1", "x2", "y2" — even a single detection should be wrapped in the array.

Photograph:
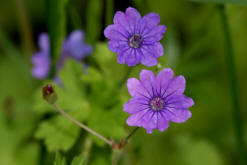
[
  {"x1": 111, "y1": 127, "x2": 139, "y2": 165},
  {"x1": 123, "y1": 127, "x2": 139, "y2": 146},
  {"x1": 112, "y1": 150, "x2": 121, "y2": 165},
  {"x1": 52, "y1": 104, "x2": 112, "y2": 146},
  {"x1": 218, "y1": 5, "x2": 246, "y2": 165}
]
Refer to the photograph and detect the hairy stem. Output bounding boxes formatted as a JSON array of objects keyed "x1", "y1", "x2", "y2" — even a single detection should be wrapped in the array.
[
  {"x1": 218, "y1": 5, "x2": 246, "y2": 165},
  {"x1": 112, "y1": 150, "x2": 121, "y2": 165},
  {"x1": 112, "y1": 127, "x2": 139, "y2": 165},
  {"x1": 123, "y1": 127, "x2": 139, "y2": 146},
  {"x1": 52, "y1": 104, "x2": 112, "y2": 146}
]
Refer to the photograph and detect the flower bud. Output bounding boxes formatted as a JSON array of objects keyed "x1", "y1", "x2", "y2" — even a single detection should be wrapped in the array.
[{"x1": 42, "y1": 84, "x2": 57, "y2": 104}]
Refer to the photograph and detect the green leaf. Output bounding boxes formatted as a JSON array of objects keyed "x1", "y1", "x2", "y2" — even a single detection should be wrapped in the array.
[
  {"x1": 91, "y1": 43, "x2": 127, "y2": 84},
  {"x1": 32, "y1": 60, "x2": 89, "y2": 114},
  {"x1": 188, "y1": 0, "x2": 247, "y2": 5},
  {"x1": 35, "y1": 115, "x2": 81, "y2": 152},
  {"x1": 81, "y1": 43, "x2": 130, "y2": 108},
  {"x1": 88, "y1": 105, "x2": 126, "y2": 146},
  {"x1": 54, "y1": 152, "x2": 66, "y2": 165},
  {"x1": 80, "y1": 43, "x2": 129, "y2": 146},
  {"x1": 34, "y1": 94, "x2": 89, "y2": 152},
  {"x1": 53, "y1": 153, "x2": 84, "y2": 165},
  {"x1": 34, "y1": 60, "x2": 90, "y2": 152},
  {"x1": 81, "y1": 67, "x2": 102, "y2": 84},
  {"x1": 0, "y1": 97, "x2": 39, "y2": 165},
  {"x1": 70, "y1": 155, "x2": 84, "y2": 165},
  {"x1": 46, "y1": 0, "x2": 68, "y2": 76},
  {"x1": 58, "y1": 59, "x2": 85, "y2": 95},
  {"x1": 57, "y1": 60, "x2": 90, "y2": 115}
]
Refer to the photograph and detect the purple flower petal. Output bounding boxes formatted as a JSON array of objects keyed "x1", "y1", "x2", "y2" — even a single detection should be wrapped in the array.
[
  {"x1": 142, "y1": 111, "x2": 157, "y2": 133},
  {"x1": 125, "y1": 7, "x2": 141, "y2": 22},
  {"x1": 141, "y1": 13, "x2": 160, "y2": 30},
  {"x1": 117, "y1": 48, "x2": 130, "y2": 64},
  {"x1": 104, "y1": 24, "x2": 129, "y2": 41},
  {"x1": 164, "y1": 108, "x2": 192, "y2": 123},
  {"x1": 113, "y1": 11, "x2": 132, "y2": 33},
  {"x1": 63, "y1": 30, "x2": 92, "y2": 61},
  {"x1": 31, "y1": 33, "x2": 50, "y2": 79},
  {"x1": 31, "y1": 52, "x2": 50, "y2": 79},
  {"x1": 155, "y1": 68, "x2": 174, "y2": 95},
  {"x1": 141, "y1": 42, "x2": 163, "y2": 58},
  {"x1": 124, "y1": 97, "x2": 149, "y2": 114},
  {"x1": 118, "y1": 48, "x2": 141, "y2": 66},
  {"x1": 166, "y1": 94, "x2": 194, "y2": 109},
  {"x1": 125, "y1": 7, "x2": 141, "y2": 33},
  {"x1": 127, "y1": 78, "x2": 150, "y2": 98},
  {"x1": 139, "y1": 70, "x2": 156, "y2": 96},
  {"x1": 125, "y1": 49, "x2": 142, "y2": 66},
  {"x1": 108, "y1": 40, "x2": 128, "y2": 53},
  {"x1": 140, "y1": 47, "x2": 158, "y2": 66},
  {"x1": 68, "y1": 30, "x2": 85, "y2": 41},
  {"x1": 152, "y1": 42, "x2": 164, "y2": 57},
  {"x1": 165, "y1": 75, "x2": 186, "y2": 97},
  {"x1": 126, "y1": 109, "x2": 149, "y2": 127},
  {"x1": 143, "y1": 25, "x2": 166, "y2": 43},
  {"x1": 157, "y1": 112, "x2": 169, "y2": 131},
  {"x1": 38, "y1": 33, "x2": 50, "y2": 52}
]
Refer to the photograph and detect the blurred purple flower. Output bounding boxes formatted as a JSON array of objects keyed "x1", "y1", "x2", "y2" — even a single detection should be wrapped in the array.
[
  {"x1": 124, "y1": 68, "x2": 194, "y2": 133},
  {"x1": 104, "y1": 7, "x2": 166, "y2": 66},
  {"x1": 62, "y1": 30, "x2": 92, "y2": 61},
  {"x1": 31, "y1": 33, "x2": 50, "y2": 79},
  {"x1": 31, "y1": 30, "x2": 92, "y2": 79}
]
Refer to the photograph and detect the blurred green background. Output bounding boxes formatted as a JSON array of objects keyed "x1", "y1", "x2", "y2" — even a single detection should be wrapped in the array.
[{"x1": 0, "y1": 0, "x2": 246, "y2": 165}]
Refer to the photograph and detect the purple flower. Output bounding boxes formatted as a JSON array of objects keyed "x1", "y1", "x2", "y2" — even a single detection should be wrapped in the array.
[
  {"x1": 124, "y1": 68, "x2": 194, "y2": 133},
  {"x1": 62, "y1": 30, "x2": 92, "y2": 61},
  {"x1": 104, "y1": 7, "x2": 166, "y2": 66},
  {"x1": 31, "y1": 33, "x2": 50, "y2": 79},
  {"x1": 31, "y1": 30, "x2": 92, "y2": 79}
]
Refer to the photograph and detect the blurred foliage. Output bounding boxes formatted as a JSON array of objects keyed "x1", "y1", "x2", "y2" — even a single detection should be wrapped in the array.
[
  {"x1": 54, "y1": 152, "x2": 84, "y2": 165},
  {"x1": 0, "y1": 0, "x2": 247, "y2": 165},
  {"x1": 85, "y1": 0, "x2": 103, "y2": 44},
  {"x1": 188, "y1": 0, "x2": 247, "y2": 5},
  {"x1": 46, "y1": 0, "x2": 68, "y2": 76}
]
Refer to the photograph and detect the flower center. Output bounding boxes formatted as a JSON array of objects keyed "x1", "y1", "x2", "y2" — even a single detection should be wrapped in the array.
[
  {"x1": 129, "y1": 34, "x2": 143, "y2": 48},
  {"x1": 150, "y1": 97, "x2": 165, "y2": 111}
]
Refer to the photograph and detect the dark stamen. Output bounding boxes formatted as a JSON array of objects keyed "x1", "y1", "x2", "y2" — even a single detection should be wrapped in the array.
[
  {"x1": 150, "y1": 97, "x2": 165, "y2": 111},
  {"x1": 129, "y1": 34, "x2": 143, "y2": 48}
]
